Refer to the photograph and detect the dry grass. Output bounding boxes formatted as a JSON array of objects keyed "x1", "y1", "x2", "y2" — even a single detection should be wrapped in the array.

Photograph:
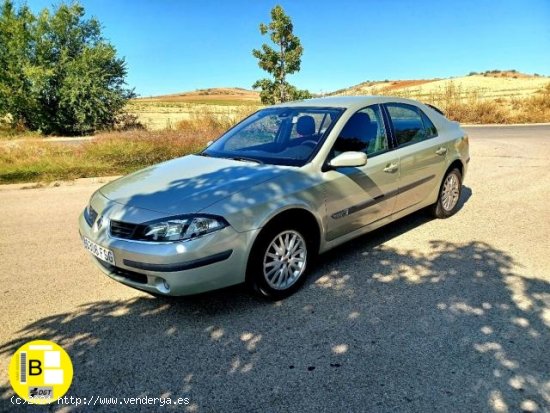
[
  {"x1": 174, "y1": 105, "x2": 256, "y2": 134},
  {"x1": 0, "y1": 124, "x2": 41, "y2": 140},
  {"x1": 436, "y1": 83, "x2": 550, "y2": 123},
  {"x1": 0, "y1": 125, "x2": 225, "y2": 184},
  {"x1": 128, "y1": 101, "x2": 260, "y2": 130},
  {"x1": 333, "y1": 73, "x2": 550, "y2": 123},
  {"x1": 338, "y1": 73, "x2": 550, "y2": 99},
  {"x1": 373, "y1": 82, "x2": 550, "y2": 124},
  {"x1": 0, "y1": 105, "x2": 262, "y2": 183},
  {"x1": 397, "y1": 75, "x2": 549, "y2": 100},
  {"x1": 128, "y1": 87, "x2": 260, "y2": 130},
  {"x1": 509, "y1": 84, "x2": 550, "y2": 123}
]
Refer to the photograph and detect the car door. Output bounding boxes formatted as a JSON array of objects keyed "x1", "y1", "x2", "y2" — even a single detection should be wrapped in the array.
[
  {"x1": 384, "y1": 103, "x2": 447, "y2": 214},
  {"x1": 323, "y1": 105, "x2": 400, "y2": 241}
]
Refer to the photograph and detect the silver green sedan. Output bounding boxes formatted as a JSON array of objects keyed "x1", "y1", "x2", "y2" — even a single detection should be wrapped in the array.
[{"x1": 79, "y1": 96, "x2": 469, "y2": 299}]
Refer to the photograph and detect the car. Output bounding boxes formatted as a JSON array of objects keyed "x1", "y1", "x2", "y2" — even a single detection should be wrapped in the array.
[{"x1": 79, "y1": 96, "x2": 469, "y2": 299}]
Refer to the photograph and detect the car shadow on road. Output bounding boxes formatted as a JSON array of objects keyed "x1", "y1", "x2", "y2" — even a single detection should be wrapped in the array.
[{"x1": 4, "y1": 184, "x2": 548, "y2": 413}]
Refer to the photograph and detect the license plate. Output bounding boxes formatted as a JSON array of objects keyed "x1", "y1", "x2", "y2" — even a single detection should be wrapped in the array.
[{"x1": 82, "y1": 236, "x2": 115, "y2": 265}]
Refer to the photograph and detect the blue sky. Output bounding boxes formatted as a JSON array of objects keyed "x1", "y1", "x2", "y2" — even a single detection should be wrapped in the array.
[{"x1": 24, "y1": 0, "x2": 550, "y2": 97}]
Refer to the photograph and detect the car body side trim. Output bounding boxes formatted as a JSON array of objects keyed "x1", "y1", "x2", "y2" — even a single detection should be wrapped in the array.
[
  {"x1": 331, "y1": 175, "x2": 435, "y2": 219},
  {"x1": 123, "y1": 250, "x2": 233, "y2": 272}
]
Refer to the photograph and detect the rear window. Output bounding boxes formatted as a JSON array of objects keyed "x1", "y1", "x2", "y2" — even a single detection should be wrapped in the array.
[{"x1": 386, "y1": 103, "x2": 437, "y2": 146}]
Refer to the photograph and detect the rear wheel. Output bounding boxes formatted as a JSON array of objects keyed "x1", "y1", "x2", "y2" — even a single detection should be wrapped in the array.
[
  {"x1": 247, "y1": 224, "x2": 314, "y2": 300},
  {"x1": 431, "y1": 168, "x2": 463, "y2": 218}
]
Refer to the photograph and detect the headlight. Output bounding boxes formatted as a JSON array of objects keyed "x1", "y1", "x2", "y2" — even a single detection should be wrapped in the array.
[
  {"x1": 84, "y1": 203, "x2": 98, "y2": 227},
  {"x1": 138, "y1": 215, "x2": 228, "y2": 242}
]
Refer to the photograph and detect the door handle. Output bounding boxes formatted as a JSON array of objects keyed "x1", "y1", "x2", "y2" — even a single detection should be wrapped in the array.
[
  {"x1": 435, "y1": 147, "x2": 447, "y2": 156},
  {"x1": 383, "y1": 163, "x2": 398, "y2": 173}
]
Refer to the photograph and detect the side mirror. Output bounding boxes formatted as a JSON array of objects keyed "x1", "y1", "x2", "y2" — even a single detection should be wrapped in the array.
[{"x1": 328, "y1": 151, "x2": 367, "y2": 168}]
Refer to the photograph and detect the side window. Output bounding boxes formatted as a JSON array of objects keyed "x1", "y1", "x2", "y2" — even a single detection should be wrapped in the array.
[
  {"x1": 420, "y1": 111, "x2": 438, "y2": 138},
  {"x1": 386, "y1": 103, "x2": 427, "y2": 146},
  {"x1": 332, "y1": 105, "x2": 388, "y2": 157}
]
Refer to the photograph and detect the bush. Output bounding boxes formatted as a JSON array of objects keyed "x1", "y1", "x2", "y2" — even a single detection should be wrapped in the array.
[
  {"x1": 0, "y1": 1, "x2": 134, "y2": 135},
  {"x1": 113, "y1": 113, "x2": 145, "y2": 131}
]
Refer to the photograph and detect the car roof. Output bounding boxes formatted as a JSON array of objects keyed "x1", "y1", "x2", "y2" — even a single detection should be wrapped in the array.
[
  {"x1": 272, "y1": 95, "x2": 452, "y2": 126},
  {"x1": 273, "y1": 95, "x2": 423, "y2": 109}
]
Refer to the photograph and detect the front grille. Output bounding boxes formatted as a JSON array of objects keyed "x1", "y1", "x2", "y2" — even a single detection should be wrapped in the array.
[
  {"x1": 85, "y1": 206, "x2": 98, "y2": 227},
  {"x1": 110, "y1": 220, "x2": 138, "y2": 239},
  {"x1": 95, "y1": 258, "x2": 148, "y2": 284}
]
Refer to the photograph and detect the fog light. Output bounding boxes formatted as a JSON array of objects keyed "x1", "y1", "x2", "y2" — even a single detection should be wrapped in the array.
[{"x1": 155, "y1": 277, "x2": 171, "y2": 293}]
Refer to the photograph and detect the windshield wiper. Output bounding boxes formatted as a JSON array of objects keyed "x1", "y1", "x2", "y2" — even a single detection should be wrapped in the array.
[
  {"x1": 197, "y1": 152, "x2": 263, "y2": 164},
  {"x1": 227, "y1": 156, "x2": 263, "y2": 164}
]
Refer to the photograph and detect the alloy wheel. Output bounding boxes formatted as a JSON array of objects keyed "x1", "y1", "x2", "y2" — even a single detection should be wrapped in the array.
[
  {"x1": 263, "y1": 230, "x2": 307, "y2": 290},
  {"x1": 441, "y1": 173, "x2": 460, "y2": 211}
]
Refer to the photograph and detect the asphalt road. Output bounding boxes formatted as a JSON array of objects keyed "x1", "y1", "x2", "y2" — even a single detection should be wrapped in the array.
[{"x1": 0, "y1": 125, "x2": 549, "y2": 412}]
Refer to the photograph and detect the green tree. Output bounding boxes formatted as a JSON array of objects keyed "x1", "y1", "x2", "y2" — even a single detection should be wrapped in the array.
[
  {"x1": 252, "y1": 5, "x2": 311, "y2": 104},
  {"x1": 0, "y1": 1, "x2": 35, "y2": 128},
  {"x1": 0, "y1": 1, "x2": 134, "y2": 135}
]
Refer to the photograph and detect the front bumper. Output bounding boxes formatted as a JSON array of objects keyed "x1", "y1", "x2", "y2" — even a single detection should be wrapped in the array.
[{"x1": 78, "y1": 211, "x2": 259, "y2": 296}]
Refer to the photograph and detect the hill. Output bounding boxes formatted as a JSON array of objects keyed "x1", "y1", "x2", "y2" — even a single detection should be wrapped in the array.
[
  {"x1": 331, "y1": 71, "x2": 550, "y2": 100},
  {"x1": 128, "y1": 71, "x2": 550, "y2": 129},
  {"x1": 135, "y1": 87, "x2": 260, "y2": 105},
  {"x1": 136, "y1": 71, "x2": 549, "y2": 104}
]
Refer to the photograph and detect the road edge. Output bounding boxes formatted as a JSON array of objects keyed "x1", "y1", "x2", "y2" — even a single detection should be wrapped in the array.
[{"x1": 0, "y1": 176, "x2": 121, "y2": 191}]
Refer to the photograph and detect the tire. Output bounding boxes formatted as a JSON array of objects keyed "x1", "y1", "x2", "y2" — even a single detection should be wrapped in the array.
[
  {"x1": 247, "y1": 222, "x2": 315, "y2": 300},
  {"x1": 431, "y1": 168, "x2": 463, "y2": 218}
]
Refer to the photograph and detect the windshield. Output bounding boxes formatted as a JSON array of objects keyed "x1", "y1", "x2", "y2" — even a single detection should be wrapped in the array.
[{"x1": 202, "y1": 106, "x2": 344, "y2": 166}]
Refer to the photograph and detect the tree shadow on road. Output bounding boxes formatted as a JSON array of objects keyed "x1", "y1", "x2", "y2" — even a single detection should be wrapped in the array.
[{"x1": 2, "y1": 187, "x2": 547, "y2": 413}]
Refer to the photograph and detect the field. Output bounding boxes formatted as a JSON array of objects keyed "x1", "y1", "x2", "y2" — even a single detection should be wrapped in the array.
[
  {"x1": 128, "y1": 72, "x2": 550, "y2": 130},
  {"x1": 330, "y1": 71, "x2": 550, "y2": 124},
  {"x1": 335, "y1": 72, "x2": 550, "y2": 99},
  {"x1": 129, "y1": 87, "x2": 260, "y2": 130}
]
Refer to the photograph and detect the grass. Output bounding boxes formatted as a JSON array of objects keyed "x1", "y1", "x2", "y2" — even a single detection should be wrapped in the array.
[
  {"x1": 0, "y1": 125, "x2": 42, "y2": 141},
  {"x1": 373, "y1": 82, "x2": 550, "y2": 124},
  {"x1": 0, "y1": 105, "x2": 261, "y2": 183},
  {"x1": 338, "y1": 72, "x2": 550, "y2": 100},
  {"x1": 0, "y1": 119, "x2": 229, "y2": 184},
  {"x1": 127, "y1": 101, "x2": 260, "y2": 130}
]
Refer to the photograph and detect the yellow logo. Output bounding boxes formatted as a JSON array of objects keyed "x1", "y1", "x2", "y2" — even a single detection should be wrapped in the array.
[{"x1": 8, "y1": 340, "x2": 73, "y2": 404}]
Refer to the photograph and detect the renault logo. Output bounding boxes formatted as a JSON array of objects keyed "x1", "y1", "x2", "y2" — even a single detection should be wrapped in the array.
[{"x1": 94, "y1": 216, "x2": 107, "y2": 232}]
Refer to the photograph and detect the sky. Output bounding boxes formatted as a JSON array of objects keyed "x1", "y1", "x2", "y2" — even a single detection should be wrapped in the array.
[{"x1": 23, "y1": 0, "x2": 550, "y2": 97}]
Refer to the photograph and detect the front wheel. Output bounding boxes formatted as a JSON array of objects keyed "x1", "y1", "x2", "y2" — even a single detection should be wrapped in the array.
[
  {"x1": 247, "y1": 226, "x2": 312, "y2": 300},
  {"x1": 431, "y1": 168, "x2": 463, "y2": 218}
]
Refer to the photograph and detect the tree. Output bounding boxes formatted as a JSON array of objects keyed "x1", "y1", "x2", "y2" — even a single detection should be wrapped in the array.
[
  {"x1": 0, "y1": 1, "x2": 35, "y2": 129},
  {"x1": 0, "y1": 1, "x2": 134, "y2": 135},
  {"x1": 252, "y1": 5, "x2": 311, "y2": 104}
]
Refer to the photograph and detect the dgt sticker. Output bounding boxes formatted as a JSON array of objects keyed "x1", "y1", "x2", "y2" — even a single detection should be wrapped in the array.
[{"x1": 9, "y1": 340, "x2": 73, "y2": 404}]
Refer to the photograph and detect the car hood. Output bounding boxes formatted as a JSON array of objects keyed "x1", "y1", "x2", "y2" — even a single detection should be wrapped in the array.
[{"x1": 99, "y1": 155, "x2": 289, "y2": 215}]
